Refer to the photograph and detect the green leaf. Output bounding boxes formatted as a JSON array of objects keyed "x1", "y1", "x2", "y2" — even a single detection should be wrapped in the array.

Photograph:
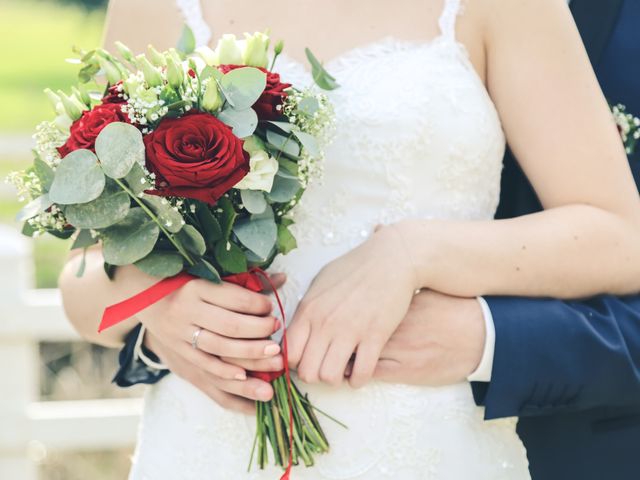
[
  {"x1": 95, "y1": 122, "x2": 145, "y2": 179},
  {"x1": 33, "y1": 154, "x2": 54, "y2": 191},
  {"x1": 240, "y1": 189, "x2": 267, "y2": 214},
  {"x1": 266, "y1": 169, "x2": 302, "y2": 203},
  {"x1": 21, "y1": 222, "x2": 36, "y2": 238},
  {"x1": 101, "y1": 207, "x2": 160, "y2": 265},
  {"x1": 217, "y1": 196, "x2": 237, "y2": 240},
  {"x1": 293, "y1": 131, "x2": 320, "y2": 158},
  {"x1": 232, "y1": 207, "x2": 277, "y2": 261},
  {"x1": 277, "y1": 223, "x2": 297, "y2": 255},
  {"x1": 188, "y1": 258, "x2": 222, "y2": 283},
  {"x1": 177, "y1": 25, "x2": 196, "y2": 55},
  {"x1": 297, "y1": 96, "x2": 320, "y2": 116},
  {"x1": 64, "y1": 183, "x2": 130, "y2": 229},
  {"x1": 141, "y1": 195, "x2": 185, "y2": 233},
  {"x1": 76, "y1": 248, "x2": 88, "y2": 277},
  {"x1": 266, "y1": 130, "x2": 300, "y2": 157},
  {"x1": 135, "y1": 251, "x2": 184, "y2": 278},
  {"x1": 49, "y1": 149, "x2": 105, "y2": 205},
  {"x1": 177, "y1": 224, "x2": 206, "y2": 256},
  {"x1": 104, "y1": 262, "x2": 116, "y2": 280},
  {"x1": 47, "y1": 227, "x2": 75, "y2": 239},
  {"x1": 16, "y1": 194, "x2": 52, "y2": 222},
  {"x1": 71, "y1": 229, "x2": 98, "y2": 250},
  {"x1": 124, "y1": 162, "x2": 148, "y2": 195},
  {"x1": 214, "y1": 240, "x2": 248, "y2": 274},
  {"x1": 220, "y1": 67, "x2": 267, "y2": 110},
  {"x1": 267, "y1": 121, "x2": 295, "y2": 134},
  {"x1": 218, "y1": 107, "x2": 258, "y2": 138},
  {"x1": 305, "y1": 48, "x2": 339, "y2": 91},
  {"x1": 200, "y1": 66, "x2": 222, "y2": 82},
  {"x1": 194, "y1": 201, "x2": 222, "y2": 245}
]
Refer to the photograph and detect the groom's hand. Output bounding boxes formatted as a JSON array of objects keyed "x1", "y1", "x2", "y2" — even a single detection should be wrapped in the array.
[{"x1": 372, "y1": 290, "x2": 486, "y2": 386}]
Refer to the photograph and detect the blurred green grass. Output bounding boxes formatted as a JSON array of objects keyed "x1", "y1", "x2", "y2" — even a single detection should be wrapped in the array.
[
  {"x1": 0, "y1": 0, "x2": 105, "y2": 131},
  {"x1": 1, "y1": 0, "x2": 105, "y2": 287}
]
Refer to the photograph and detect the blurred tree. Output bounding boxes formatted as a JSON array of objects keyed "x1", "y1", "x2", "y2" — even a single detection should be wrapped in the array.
[{"x1": 52, "y1": 0, "x2": 107, "y2": 10}]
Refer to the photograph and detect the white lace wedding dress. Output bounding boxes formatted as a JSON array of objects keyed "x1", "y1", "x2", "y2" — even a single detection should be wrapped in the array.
[{"x1": 129, "y1": 0, "x2": 531, "y2": 478}]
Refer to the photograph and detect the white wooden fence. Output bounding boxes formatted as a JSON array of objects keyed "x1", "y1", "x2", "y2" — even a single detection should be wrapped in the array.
[{"x1": 0, "y1": 225, "x2": 141, "y2": 480}]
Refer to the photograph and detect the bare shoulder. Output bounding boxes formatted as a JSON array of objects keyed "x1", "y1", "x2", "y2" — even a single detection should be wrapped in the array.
[{"x1": 103, "y1": 0, "x2": 184, "y2": 53}]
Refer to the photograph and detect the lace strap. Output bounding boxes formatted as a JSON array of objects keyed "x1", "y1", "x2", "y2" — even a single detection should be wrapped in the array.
[
  {"x1": 176, "y1": 0, "x2": 212, "y2": 47},
  {"x1": 438, "y1": 0, "x2": 462, "y2": 41}
]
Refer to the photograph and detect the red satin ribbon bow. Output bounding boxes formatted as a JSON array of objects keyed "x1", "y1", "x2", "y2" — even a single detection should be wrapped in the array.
[{"x1": 98, "y1": 267, "x2": 294, "y2": 480}]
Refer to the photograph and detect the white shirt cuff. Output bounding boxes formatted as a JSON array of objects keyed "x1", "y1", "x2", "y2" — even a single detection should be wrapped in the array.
[{"x1": 467, "y1": 297, "x2": 495, "y2": 382}]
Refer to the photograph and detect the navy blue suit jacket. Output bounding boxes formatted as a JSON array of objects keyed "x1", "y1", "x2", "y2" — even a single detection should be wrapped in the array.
[{"x1": 473, "y1": 1, "x2": 640, "y2": 478}]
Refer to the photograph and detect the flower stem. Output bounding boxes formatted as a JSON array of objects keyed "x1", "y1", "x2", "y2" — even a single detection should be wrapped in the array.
[{"x1": 113, "y1": 177, "x2": 195, "y2": 266}]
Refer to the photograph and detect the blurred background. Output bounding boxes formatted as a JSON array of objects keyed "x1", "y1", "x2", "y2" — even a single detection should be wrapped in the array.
[{"x1": 0, "y1": 0, "x2": 143, "y2": 478}]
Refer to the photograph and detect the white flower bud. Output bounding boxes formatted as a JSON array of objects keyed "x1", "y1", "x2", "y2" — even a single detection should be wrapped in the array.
[
  {"x1": 215, "y1": 34, "x2": 243, "y2": 65},
  {"x1": 201, "y1": 80, "x2": 222, "y2": 112},
  {"x1": 242, "y1": 32, "x2": 270, "y2": 68},
  {"x1": 136, "y1": 55, "x2": 163, "y2": 87}
]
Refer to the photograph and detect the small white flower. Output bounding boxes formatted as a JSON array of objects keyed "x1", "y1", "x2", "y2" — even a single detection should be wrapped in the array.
[{"x1": 234, "y1": 150, "x2": 279, "y2": 192}]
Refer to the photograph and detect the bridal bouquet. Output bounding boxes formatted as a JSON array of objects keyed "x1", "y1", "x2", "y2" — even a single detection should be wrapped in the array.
[{"x1": 9, "y1": 27, "x2": 340, "y2": 476}]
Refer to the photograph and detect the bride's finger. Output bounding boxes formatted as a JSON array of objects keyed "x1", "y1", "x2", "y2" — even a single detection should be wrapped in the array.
[
  {"x1": 284, "y1": 314, "x2": 311, "y2": 368},
  {"x1": 188, "y1": 328, "x2": 281, "y2": 359},
  {"x1": 295, "y1": 329, "x2": 331, "y2": 384},
  {"x1": 204, "y1": 384, "x2": 256, "y2": 415},
  {"x1": 195, "y1": 303, "x2": 278, "y2": 339},
  {"x1": 258, "y1": 272, "x2": 287, "y2": 292},
  {"x1": 349, "y1": 340, "x2": 384, "y2": 389},
  {"x1": 221, "y1": 355, "x2": 284, "y2": 373},
  {"x1": 178, "y1": 342, "x2": 248, "y2": 380},
  {"x1": 194, "y1": 279, "x2": 273, "y2": 316},
  {"x1": 213, "y1": 376, "x2": 274, "y2": 402}
]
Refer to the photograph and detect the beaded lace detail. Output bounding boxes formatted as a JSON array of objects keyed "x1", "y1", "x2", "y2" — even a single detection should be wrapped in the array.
[{"x1": 130, "y1": 1, "x2": 530, "y2": 479}]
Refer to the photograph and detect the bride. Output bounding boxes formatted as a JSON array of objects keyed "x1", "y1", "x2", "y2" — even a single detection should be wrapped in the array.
[{"x1": 60, "y1": 0, "x2": 640, "y2": 478}]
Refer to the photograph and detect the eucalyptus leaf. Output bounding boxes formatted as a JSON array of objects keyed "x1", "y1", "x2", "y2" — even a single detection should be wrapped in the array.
[
  {"x1": 21, "y1": 222, "x2": 36, "y2": 238},
  {"x1": 49, "y1": 149, "x2": 105, "y2": 205},
  {"x1": 217, "y1": 196, "x2": 237, "y2": 240},
  {"x1": 214, "y1": 240, "x2": 247, "y2": 274},
  {"x1": 101, "y1": 207, "x2": 160, "y2": 265},
  {"x1": 64, "y1": 184, "x2": 130, "y2": 229},
  {"x1": 16, "y1": 194, "x2": 52, "y2": 222},
  {"x1": 95, "y1": 122, "x2": 145, "y2": 179},
  {"x1": 124, "y1": 162, "x2": 148, "y2": 195},
  {"x1": 266, "y1": 169, "x2": 302, "y2": 203},
  {"x1": 135, "y1": 251, "x2": 184, "y2": 278},
  {"x1": 177, "y1": 224, "x2": 206, "y2": 256},
  {"x1": 219, "y1": 67, "x2": 267, "y2": 110},
  {"x1": 47, "y1": 227, "x2": 75, "y2": 240},
  {"x1": 188, "y1": 258, "x2": 221, "y2": 283},
  {"x1": 305, "y1": 48, "x2": 340, "y2": 91},
  {"x1": 293, "y1": 130, "x2": 321, "y2": 158},
  {"x1": 33, "y1": 155, "x2": 54, "y2": 191},
  {"x1": 200, "y1": 66, "x2": 222, "y2": 82},
  {"x1": 176, "y1": 25, "x2": 196, "y2": 55},
  {"x1": 195, "y1": 201, "x2": 222, "y2": 245},
  {"x1": 266, "y1": 129, "x2": 300, "y2": 157},
  {"x1": 76, "y1": 248, "x2": 88, "y2": 277},
  {"x1": 142, "y1": 195, "x2": 185, "y2": 233},
  {"x1": 240, "y1": 189, "x2": 267, "y2": 214},
  {"x1": 232, "y1": 207, "x2": 277, "y2": 261},
  {"x1": 104, "y1": 262, "x2": 116, "y2": 280},
  {"x1": 218, "y1": 107, "x2": 258, "y2": 138},
  {"x1": 277, "y1": 224, "x2": 297, "y2": 255},
  {"x1": 267, "y1": 121, "x2": 295, "y2": 134},
  {"x1": 297, "y1": 97, "x2": 320, "y2": 116},
  {"x1": 71, "y1": 229, "x2": 98, "y2": 250}
]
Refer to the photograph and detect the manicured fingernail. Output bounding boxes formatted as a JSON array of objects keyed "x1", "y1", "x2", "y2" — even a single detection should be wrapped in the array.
[
  {"x1": 264, "y1": 344, "x2": 280, "y2": 356},
  {"x1": 273, "y1": 319, "x2": 281, "y2": 332},
  {"x1": 235, "y1": 372, "x2": 247, "y2": 381},
  {"x1": 256, "y1": 386, "x2": 271, "y2": 400}
]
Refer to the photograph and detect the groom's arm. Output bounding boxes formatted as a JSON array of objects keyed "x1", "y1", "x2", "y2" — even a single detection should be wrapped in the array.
[{"x1": 473, "y1": 295, "x2": 640, "y2": 419}]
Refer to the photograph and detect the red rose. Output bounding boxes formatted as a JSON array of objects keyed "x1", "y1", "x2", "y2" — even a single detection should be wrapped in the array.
[
  {"x1": 219, "y1": 65, "x2": 292, "y2": 121},
  {"x1": 144, "y1": 112, "x2": 250, "y2": 205},
  {"x1": 102, "y1": 81, "x2": 126, "y2": 104},
  {"x1": 57, "y1": 102, "x2": 129, "y2": 158}
]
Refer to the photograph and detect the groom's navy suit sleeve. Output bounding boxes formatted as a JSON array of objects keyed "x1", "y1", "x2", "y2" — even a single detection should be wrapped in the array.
[
  {"x1": 471, "y1": 0, "x2": 640, "y2": 421},
  {"x1": 471, "y1": 295, "x2": 640, "y2": 419}
]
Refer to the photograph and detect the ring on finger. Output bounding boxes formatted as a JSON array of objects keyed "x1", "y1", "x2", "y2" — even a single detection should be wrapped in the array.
[{"x1": 191, "y1": 327, "x2": 203, "y2": 350}]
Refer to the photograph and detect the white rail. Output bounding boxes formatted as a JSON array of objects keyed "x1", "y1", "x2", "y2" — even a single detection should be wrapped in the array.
[{"x1": 0, "y1": 225, "x2": 140, "y2": 480}]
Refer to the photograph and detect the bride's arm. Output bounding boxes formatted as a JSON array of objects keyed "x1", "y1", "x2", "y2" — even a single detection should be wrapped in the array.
[{"x1": 397, "y1": 0, "x2": 640, "y2": 298}]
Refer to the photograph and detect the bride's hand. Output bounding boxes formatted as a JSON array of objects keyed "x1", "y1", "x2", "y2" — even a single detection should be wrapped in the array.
[
  {"x1": 137, "y1": 272, "x2": 286, "y2": 405},
  {"x1": 287, "y1": 224, "x2": 418, "y2": 388}
]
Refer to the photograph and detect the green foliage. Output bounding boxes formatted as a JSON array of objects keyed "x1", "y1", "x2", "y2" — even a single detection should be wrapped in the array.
[
  {"x1": 101, "y1": 208, "x2": 160, "y2": 265},
  {"x1": 71, "y1": 229, "x2": 98, "y2": 250},
  {"x1": 266, "y1": 170, "x2": 302, "y2": 203},
  {"x1": 176, "y1": 25, "x2": 196, "y2": 55},
  {"x1": 95, "y1": 122, "x2": 145, "y2": 179},
  {"x1": 135, "y1": 251, "x2": 184, "y2": 278},
  {"x1": 64, "y1": 182, "x2": 130, "y2": 229},
  {"x1": 16, "y1": 194, "x2": 52, "y2": 222},
  {"x1": 141, "y1": 196, "x2": 184, "y2": 233},
  {"x1": 277, "y1": 224, "x2": 297, "y2": 255},
  {"x1": 266, "y1": 130, "x2": 300, "y2": 157},
  {"x1": 233, "y1": 207, "x2": 277, "y2": 261},
  {"x1": 188, "y1": 258, "x2": 221, "y2": 283},
  {"x1": 219, "y1": 67, "x2": 267, "y2": 110},
  {"x1": 177, "y1": 224, "x2": 206, "y2": 256},
  {"x1": 305, "y1": 48, "x2": 340, "y2": 91},
  {"x1": 194, "y1": 201, "x2": 222, "y2": 245},
  {"x1": 240, "y1": 189, "x2": 267, "y2": 214},
  {"x1": 49, "y1": 149, "x2": 105, "y2": 205},
  {"x1": 218, "y1": 107, "x2": 259, "y2": 138},
  {"x1": 214, "y1": 240, "x2": 247, "y2": 274}
]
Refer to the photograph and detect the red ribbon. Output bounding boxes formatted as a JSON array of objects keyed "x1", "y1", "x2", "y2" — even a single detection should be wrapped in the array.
[{"x1": 98, "y1": 268, "x2": 294, "y2": 479}]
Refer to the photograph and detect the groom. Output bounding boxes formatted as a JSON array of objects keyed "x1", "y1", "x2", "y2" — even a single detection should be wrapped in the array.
[{"x1": 374, "y1": 0, "x2": 640, "y2": 479}]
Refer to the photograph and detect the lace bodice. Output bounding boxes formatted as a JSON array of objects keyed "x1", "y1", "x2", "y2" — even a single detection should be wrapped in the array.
[{"x1": 130, "y1": 2, "x2": 529, "y2": 479}]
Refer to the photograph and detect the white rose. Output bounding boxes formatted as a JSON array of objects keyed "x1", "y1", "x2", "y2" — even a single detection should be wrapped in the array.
[
  {"x1": 242, "y1": 32, "x2": 270, "y2": 68},
  {"x1": 235, "y1": 149, "x2": 279, "y2": 192}
]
